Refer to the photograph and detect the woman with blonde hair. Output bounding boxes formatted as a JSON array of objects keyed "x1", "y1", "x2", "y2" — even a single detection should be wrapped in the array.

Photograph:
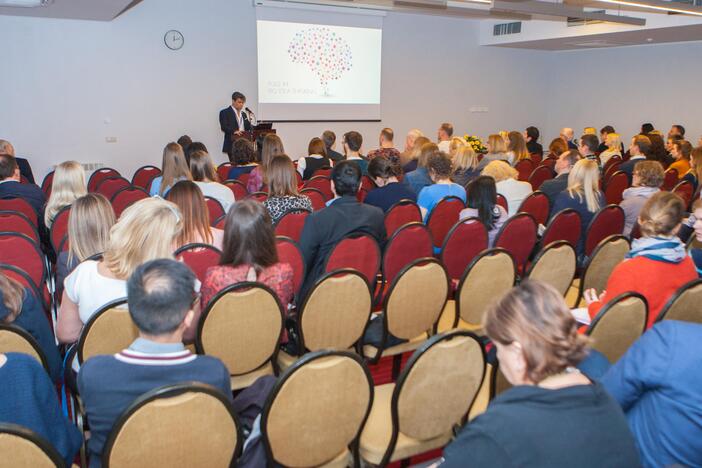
[
  {"x1": 248, "y1": 133, "x2": 285, "y2": 193},
  {"x1": 448, "y1": 136, "x2": 466, "y2": 158},
  {"x1": 599, "y1": 133, "x2": 622, "y2": 166},
  {"x1": 189, "y1": 150, "x2": 234, "y2": 212},
  {"x1": 57, "y1": 197, "x2": 184, "y2": 346},
  {"x1": 481, "y1": 160, "x2": 532, "y2": 216},
  {"x1": 263, "y1": 155, "x2": 312, "y2": 224},
  {"x1": 166, "y1": 181, "x2": 223, "y2": 249},
  {"x1": 44, "y1": 161, "x2": 87, "y2": 228},
  {"x1": 452, "y1": 145, "x2": 480, "y2": 187},
  {"x1": 477, "y1": 134, "x2": 511, "y2": 170},
  {"x1": 402, "y1": 135, "x2": 431, "y2": 173},
  {"x1": 507, "y1": 130, "x2": 529, "y2": 163},
  {"x1": 149, "y1": 142, "x2": 192, "y2": 197}
]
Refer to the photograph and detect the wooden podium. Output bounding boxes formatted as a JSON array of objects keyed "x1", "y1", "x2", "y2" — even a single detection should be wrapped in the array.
[{"x1": 235, "y1": 123, "x2": 276, "y2": 150}]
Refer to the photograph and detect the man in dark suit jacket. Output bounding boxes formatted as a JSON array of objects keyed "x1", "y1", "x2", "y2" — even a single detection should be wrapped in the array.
[
  {"x1": 541, "y1": 149, "x2": 580, "y2": 214},
  {"x1": 298, "y1": 161, "x2": 386, "y2": 299},
  {"x1": 0, "y1": 153, "x2": 45, "y2": 218},
  {"x1": 219, "y1": 91, "x2": 252, "y2": 158},
  {"x1": 0, "y1": 139, "x2": 35, "y2": 184}
]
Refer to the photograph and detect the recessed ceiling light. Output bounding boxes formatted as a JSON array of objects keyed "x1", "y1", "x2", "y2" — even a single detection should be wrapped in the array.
[{"x1": 0, "y1": 0, "x2": 53, "y2": 7}]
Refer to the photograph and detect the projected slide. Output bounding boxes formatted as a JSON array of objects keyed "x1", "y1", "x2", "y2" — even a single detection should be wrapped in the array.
[{"x1": 257, "y1": 20, "x2": 382, "y2": 105}]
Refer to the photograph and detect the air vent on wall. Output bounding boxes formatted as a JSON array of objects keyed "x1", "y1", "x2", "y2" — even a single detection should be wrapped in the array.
[
  {"x1": 567, "y1": 10, "x2": 606, "y2": 26},
  {"x1": 493, "y1": 22, "x2": 522, "y2": 36}
]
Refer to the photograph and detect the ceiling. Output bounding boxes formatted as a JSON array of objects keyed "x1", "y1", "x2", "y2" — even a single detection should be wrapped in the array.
[{"x1": 0, "y1": 0, "x2": 141, "y2": 21}]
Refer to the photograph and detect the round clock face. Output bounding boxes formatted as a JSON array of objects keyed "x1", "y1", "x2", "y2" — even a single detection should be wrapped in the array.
[{"x1": 164, "y1": 30, "x2": 184, "y2": 50}]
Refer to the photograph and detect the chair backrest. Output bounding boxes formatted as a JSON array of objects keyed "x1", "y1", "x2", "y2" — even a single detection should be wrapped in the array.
[
  {"x1": 0, "y1": 423, "x2": 66, "y2": 468},
  {"x1": 604, "y1": 171, "x2": 629, "y2": 205},
  {"x1": 247, "y1": 191, "x2": 269, "y2": 202},
  {"x1": 304, "y1": 176, "x2": 333, "y2": 200},
  {"x1": 204, "y1": 197, "x2": 225, "y2": 225},
  {"x1": 440, "y1": 219, "x2": 488, "y2": 280},
  {"x1": 223, "y1": 179, "x2": 248, "y2": 199},
  {"x1": 603, "y1": 160, "x2": 624, "y2": 184},
  {"x1": 297, "y1": 270, "x2": 372, "y2": 353},
  {"x1": 661, "y1": 168, "x2": 679, "y2": 191},
  {"x1": 587, "y1": 292, "x2": 648, "y2": 363},
  {"x1": 455, "y1": 248, "x2": 515, "y2": 328},
  {"x1": 102, "y1": 383, "x2": 241, "y2": 468},
  {"x1": 540, "y1": 158, "x2": 556, "y2": 171},
  {"x1": 514, "y1": 159, "x2": 535, "y2": 181},
  {"x1": 273, "y1": 209, "x2": 310, "y2": 242},
  {"x1": 541, "y1": 208, "x2": 581, "y2": 250},
  {"x1": 49, "y1": 204, "x2": 71, "y2": 252},
  {"x1": 494, "y1": 213, "x2": 537, "y2": 271},
  {"x1": 88, "y1": 167, "x2": 121, "y2": 192},
  {"x1": 526, "y1": 241, "x2": 576, "y2": 297},
  {"x1": 300, "y1": 188, "x2": 326, "y2": 211},
  {"x1": 0, "y1": 324, "x2": 49, "y2": 372},
  {"x1": 425, "y1": 196, "x2": 465, "y2": 248},
  {"x1": 217, "y1": 162, "x2": 234, "y2": 182},
  {"x1": 528, "y1": 165, "x2": 553, "y2": 191},
  {"x1": 656, "y1": 279, "x2": 702, "y2": 324},
  {"x1": 261, "y1": 350, "x2": 372, "y2": 467},
  {"x1": 77, "y1": 298, "x2": 136, "y2": 364},
  {"x1": 496, "y1": 193, "x2": 508, "y2": 212},
  {"x1": 579, "y1": 235, "x2": 630, "y2": 304},
  {"x1": 174, "y1": 243, "x2": 222, "y2": 284},
  {"x1": 672, "y1": 180, "x2": 694, "y2": 210},
  {"x1": 0, "y1": 232, "x2": 46, "y2": 289},
  {"x1": 131, "y1": 165, "x2": 161, "y2": 191},
  {"x1": 197, "y1": 283, "x2": 283, "y2": 378},
  {"x1": 110, "y1": 186, "x2": 149, "y2": 218},
  {"x1": 585, "y1": 204, "x2": 625, "y2": 257},
  {"x1": 275, "y1": 237, "x2": 305, "y2": 297},
  {"x1": 324, "y1": 233, "x2": 381, "y2": 286},
  {"x1": 0, "y1": 198, "x2": 37, "y2": 227},
  {"x1": 236, "y1": 172, "x2": 251, "y2": 185},
  {"x1": 602, "y1": 155, "x2": 622, "y2": 177},
  {"x1": 381, "y1": 222, "x2": 434, "y2": 288},
  {"x1": 384, "y1": 199, "x2": 422, "y2": 237},
  {"x1": 517, "y1": 191, "x2": 550, "y2": 225},
  {"x1": 96, "y1": 176, "x2": 131, "y2": 201},
  {"x1": 0, "y1": 263, "x2": 45, "y2": 313},
  {"x1": 0, "y1": 211, "x2": 39, "y2": 243},
  {"x1": 40, "y1": 170, "x2": 55, "y2": 198}
]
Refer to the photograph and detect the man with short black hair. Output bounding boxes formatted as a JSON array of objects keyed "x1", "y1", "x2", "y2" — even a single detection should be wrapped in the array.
[
  {"x1": 578, "y1": 134, "x2": 601, "y2": 169},
  {"x1": 598, "y1": 126, "x2": 615, "y2": 153},
  {"x1": 0, "y1": 153, "x2": 45, "y2": 217},
  {"x1": 342, "y1": 131, "x2": 369, "y2": 175},
  {"x1": 437, "y1": 123, "x2": 453, "y2": 153},
  {"x1": 541, "y1": 150, "x2": 581, "y2": 211},
  {"x1": 620, "y1": 135, "x2": 651, "y2": 183},
  {"x1": 322, "y1": 130, "x2": 344, "y2": 162},
  {"x1": 525, "y1": 126, "x2": 542, "y2": 156},
  {"x1": 641, "y1": 123, "x2": 655, "y2": 135},
  {"x1": 669, "y1": 124, "x2": 685, "y2": 138},
  {"x1": 367, "y1": 128, "x2": 401, "y2": 165},
  {"x1": 219, "y1": 91, "x2": 252, "y2": 158}
]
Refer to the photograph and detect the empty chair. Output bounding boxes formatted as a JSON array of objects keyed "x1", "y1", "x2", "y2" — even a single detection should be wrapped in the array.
[
  {"x1": 273, "y1": 209, "x2": 310, "y2": 242},
  {"x1": 95, "y1": 176, "x2": 131, "y2": 201},
  {"x1": 0, "y1": 233, "x2": 46, "y2": 293},
  {"x1": 174, "y1": 244, "x2": 222, "y2": 285},
  {"x1": 518, "y1": 191, "x2": 550, "y2": 225},
  {"x1": 324, "y1": 233, "x2": 381, "y2": 287},
  {"x1": 204, "y1": 197, "x2": 225, "y2": 225},
  {"x1": 425, "y1": 196, "x2": 464, "y2": 250},
  {"x1": 494, "y1": 213, "x2": 537, "y2": 273},
  {"x1": 49, "y1": 205, "x2": 71, "y2": 252},
  {"x1": 584, "y1": 204, "x2": 625, "y2": 258},
  {"x1": 656, "y1": 279, "x2": 702, "y2": 324},
  {"x1": 275, "y1": 237, "x2": 305, "y2": 298},
  {"x1": 384, "y1": 200, "x2": 422, "y2": 237},
  {"x1": 87, "y1": 168, "x2": 120, "y2": 193},
  {"x1": 586, "y1": 292, "x2": 648, "y2": 363},
  {"x1": 528, "y1": 165, "x2": 553, "y2": 191},
  {"x1": 526, "y1": 241, "x2": 577, "y2": 297},
  {"x1": 0, "y1": 423, "x2": 67, "y2": 468},
  {"x1": 131, "y1": 165, "x2": 161, "y2": 191},
  {"x1": 605, "y1": 171, "x2": 628, "y2": 205},
  {"x1": 300, "y1": 188, "x2": 326, "y2": 211},
  {"x1": 0, "y1": 211, "x2": 39, "y2": 244},
  {"x1": 110, "y1": 186, "x2": 149, "y2": 218},
  {"x1": 541, "y1": 208, "x2": 581, "y2": 251},
  {"x1": 440, "y1": 219, "x2": 488, "y2": 282},
  {"x1": 379, "y1": 222, "x2": 434, "y2": 302},
  {"x1": 569, "y1": 235, "x2": 630, "y2": 307}
]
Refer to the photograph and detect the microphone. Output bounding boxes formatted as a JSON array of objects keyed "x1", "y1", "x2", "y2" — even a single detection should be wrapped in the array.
[{"x1": 245, "y1": 107, "x2": 257, "y2": 126}]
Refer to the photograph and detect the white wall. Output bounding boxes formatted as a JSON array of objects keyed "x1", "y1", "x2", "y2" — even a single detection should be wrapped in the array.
[{"x1": 0, "y1": 0, "x2": 551, "y2": 180}]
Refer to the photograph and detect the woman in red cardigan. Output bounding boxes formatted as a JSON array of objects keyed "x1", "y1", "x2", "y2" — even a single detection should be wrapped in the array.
[{"x1": 584, "y1": 192, "x2": 697, "y2": 329}]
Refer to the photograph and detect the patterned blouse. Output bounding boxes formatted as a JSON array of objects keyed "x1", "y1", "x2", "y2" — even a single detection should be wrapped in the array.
[
  {"x1": 367, "y1": 147, "x2": 401, "y2": 165},
  {"x1": 264, "y1": 195, "x2": 313, "y2": 224},
  {"x1": 201, "y1": 263, "x2": 295, "y2": 311}
]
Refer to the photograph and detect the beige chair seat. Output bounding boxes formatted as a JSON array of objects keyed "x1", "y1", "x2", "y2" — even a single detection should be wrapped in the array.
[
  {"x1": 277, "y1": 349, "x2": 298, "y2": 370},
  {"x1": 319, "y1": 448, "x2": 351, "y2": 468},
  {"x1": 231, "y1": 362, "x2": 274, "y2": 390},
  {"x1": 359, "y1": 384, "x2": 452, "y2": 465},
  {"x1": 363, "y1": 333, "x2": 427, "y2": 359}
]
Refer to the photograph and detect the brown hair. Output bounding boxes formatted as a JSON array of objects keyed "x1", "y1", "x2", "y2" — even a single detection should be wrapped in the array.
[
  {"x1": 633, "y1": 161, "x2": 664, "y2": 188},
  {"x1": 418, "y1": 142, "x2": 439, "y2": 168},
  {"x1": 0, "y1": 154, "x2": 18, "y2": 180},
  {"x1": 672, "y1": 140, "x2": 693, "y2": 161},
  {"x1": 690, "y1": 147, "x2": 702, "y2": 183},
  {"x1": 166, "y1": 181, "x2": 212, "y2": 246},
  {"x1": 267, "y1": 155, "x2": 299, "y2": 197},
  {"x1": 508, "y1": 131, "x2": 529, "y2": 162},
  {"x1": 160, "y1": 142, "x2": 192, "y2": 196},
  {"x1": 440, "y1": 122, "x2": 454, "y2": 137},
  {"x1": 0, "y1": 272, "x2": 24, "y2": 323},
  {"x1": 427, "y1": 151, "x2": 453, "y2": 179},
  {"x1": 633, "y1": 135, "x2": 652, "y2": 157},
  {"x1": 638, "y1": 191, "x2": 685, "y2": 238},
  {"x1": 308, "y1": 137, "x2": 328, "y2": 157},
  {"x1": 189, "y1": 150, "x2": 219, "y2": 183},
  {"x1": 261, "y1": 134, "x2": 285, "y2": 169},
  {"x1": 484, "y1": 280, "x2": 590, "y2": 384},
  {"x1": 548, "y1": 138, "x2": 568, "y2": 157},
  {"x1": 368, "y1": 156, "x2": 400, "y2": 180},
  {"x1": 220, "y1": 200, "x2": 278, "y2": 273},
  {"x1": 407, "y1": 136, "x2": 431, "y2": 162}
]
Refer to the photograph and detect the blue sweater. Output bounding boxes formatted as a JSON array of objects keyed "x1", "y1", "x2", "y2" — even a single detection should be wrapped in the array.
[
  {"x1": 418, "y1": 183, "x2": 466, "y2": 222},
  {"x1": 602, "y1": 321, "x2": 702, "y2": 468},
  {"x1": 403, "y1": 168, "x2": 432, "y2": 195},
  {"x1": 0, "y1": 353, "x2": 82, "y2": 465},
  {"x1": 364, "y1": 182, "x2": 417, "y2": 213}
]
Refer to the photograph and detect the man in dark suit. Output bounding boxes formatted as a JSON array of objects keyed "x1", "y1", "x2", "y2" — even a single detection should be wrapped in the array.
[
  {"x1": 298, "y1": 161, "x2": 385, "y2": 299},
  {"x1": 0, "y1": 139, "x2": 35, "y2": 184},
  {"x1": 620, "y1": 135, "x2": 651, "y2": 184},
  {"x1": 0, "y1": 153, "x2": 45, "y2": 217},
  {"x1": 541, "y1": 149, "x2": 580, "y2": 214},
  {"x1": 525, "y1": 126, "x2": 543, "y2": 156},
  {"x1": 219, "y1": 91, "x2": 252, "y2": 159}
]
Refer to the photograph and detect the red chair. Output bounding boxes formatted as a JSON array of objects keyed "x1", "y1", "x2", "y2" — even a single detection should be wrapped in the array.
[
  {"x1": 605, "y1": 171, "x2": 629, "y2": 205},
  {"x1": 425, "y1": 196, "x2": 465, "y2": 250},
  {"x1": 517, "y1": 191, "x2": 550, "y2": 226},
  {"x1": 0, "y1": 211, "x2": 39, "y2": 244},
  {"x1": 673, "y1": 180, "x2": 694, "y2": 209},
  {"x1": 174, "y1": 243, "x2": 222, "y2": 284},
  {"x1": 494, "y1": 213, "x2": 538, "y2": 273},
  {"x1": 312, "y1": 167, "x2": 332, "y2": 178},
  {"x1": 236, "y1": 172, "x2": 251, "y2": 185},
  {"x1": 0, "y1": 263, "x2": 50, "y2": 320},
  {"x1": 274, "y1": 209, "x2": 311, "y2": 243},
  {"x1": 496, "y1": 194, "x2": 508, "y2": 213},
  {"x1": 131, "y1": 165, "x2": 161, "y2": 191},
  {"x1": 529, "y1": 153, "x2": 543, "y2": 164},
  {"x1": 324, "y1": 233, "x2": 381, "y2": 287},
  {"x1": 204, "y1": 197, "x2": 225, "y2": 226},
  {"x1": 515, "y1": 159, "x2": 535, "y2": 182},
  {"x1": 96, "y1": 176, "x2": 131, "y2": 201},
  {"x1": 384, "y1": 200, "x2": 422, "y2": 237},
  {"x1": 87, "y1": 168, "x2": 120, "y2": 192},
  {"x1": 541, "y1": 208, "x2": 582, "y2": 250},
  {"x1": 0, "y1": 198, "x2": 38, "y2": 227},
  {"x1": 110, "y1": 186, "x2": 149, "y2": 218},
  {"x1": 247, "y1": 192, "x2": 268, "y2": 203},
  {"x1": 300, "y1": 188, "x2": 326, "y2": 211},
  {"x1": 213, "y1": 215, "x2": 226, "y2": 230},
  {"x1": 0, "y1": 233, "x2": 47, "y2": 291},
  {"x1": 217, "y1": 163, "x2": 234, "y2": 182},
  {"x1": 662, "y1": 168, "x2": 679, "y2": 191},
  {"x1": 224, "y1": 179, "x2": 248, "y2": 199},
  {"x1": 603, "y1": 160, "x2": 624, "y2": 186},
  {"x1": 276, "y1": 236, "x2": 306, "y2": 298},
  {"x1": 378, "y1": 223, "x2": 433, "y2": 302},
  {"x1": 50, "y1": 205, "x2": 71, "y2": 252},
  {"x1": 540, "y1": 158, "x2": 557, "y2": 171},
  {"x1": 602, "y1": 155, "x2": 622, "y2": 178},
  {"x1": 528, "y1": 165, "x2": 553, "y2": 191},
  {"x1": 440, "y1": 219, "x2": 488, "y2": 281},
  {"x1": 304, "y1": 176, "x2": 333, "y2": 201},
  {"x1": 358, "y1": 175, "x2": 376, "y2": 202},
  {"x1": 40, "y1": 170, "x2": 54, "y2": 198},
  {"x1": 295, "y1": 171, "x2": 303, "y2": 189},
  {"x1": 585, "y1": 205, "x2": 625, "y2": 257}
]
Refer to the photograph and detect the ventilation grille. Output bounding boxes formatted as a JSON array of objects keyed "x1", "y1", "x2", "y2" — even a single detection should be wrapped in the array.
[
  {"x1": 567, "y1": 11, "x2": 605, "y2": 26},
  {"x1": 493, "y1": 22, "x2": 522, "y2": 36},
  {"x1": 81, "y1": 162, "x2": 105, "y2": 172}
]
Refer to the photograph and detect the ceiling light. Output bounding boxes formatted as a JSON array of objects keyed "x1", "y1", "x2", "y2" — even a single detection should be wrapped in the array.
[
  {"x1": 0, "y1": 0, "x2": 53, "y2": 7},
  {"x1": 596, "y1": 0, "x2": 702, "y2": 16}
]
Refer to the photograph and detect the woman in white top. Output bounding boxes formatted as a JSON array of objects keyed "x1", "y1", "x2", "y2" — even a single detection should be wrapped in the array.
[
  {"x1": 482, "y1": 160, "x2": 533, "y2": 217},
  {"x1": 599, "y1": 133, "x2": 622, "y2": 166},
  {"x1": 166, "y1": 181, "x2": 224, "y2": 250},
  {"x1": 57, "y1": 197, "x2": 184, "y2": 345},
  {"x1": 189, "y1": 150, "x2": 234, "y2": 212},
  {"x1": 297, "y1": 137, "x2": 333, "y2": 180},
  {"x1": 44, "y1": 161, "x2": 87, "y2": 228}
]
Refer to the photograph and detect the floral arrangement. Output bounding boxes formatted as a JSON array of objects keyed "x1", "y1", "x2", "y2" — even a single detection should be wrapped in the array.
[{"x1": 464, "y1": 134, "x2": 487, "y2": 154}]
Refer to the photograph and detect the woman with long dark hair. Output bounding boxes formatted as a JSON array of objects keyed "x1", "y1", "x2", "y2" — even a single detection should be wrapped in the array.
[{"x1": 459, "y1": 176, "x2": 508, "y2": 246}]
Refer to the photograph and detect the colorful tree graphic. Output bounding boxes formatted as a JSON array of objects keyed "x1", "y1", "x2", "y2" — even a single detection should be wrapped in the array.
[{"x1": 288, "y1": 27, "x2": 353, "y2": 95}]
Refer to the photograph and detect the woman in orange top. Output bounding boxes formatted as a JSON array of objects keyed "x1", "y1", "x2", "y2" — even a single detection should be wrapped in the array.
[
  {"x1": 669, "y1": 140, "x2": 692, "y2": 179},
  {"x1": 584, "y1": 192, "x2": 697, "y2": 329}
]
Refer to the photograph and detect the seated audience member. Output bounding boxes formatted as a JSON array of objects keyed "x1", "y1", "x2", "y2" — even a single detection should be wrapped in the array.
[
  {"x1": 550, "y1": 159, "x2": 603, "y2": 258},
  {"x1": 150, "y1": 142, "x2": 192, "y2": 197},
  {"x1": 183, "y1": 141, "x2": 207, "y2": 167},
  {"x1": 177, "y1": 134, "x2": 193, "y2": 154},
  {"x1": 247, "y1": 133, "x2": 285, "y2": 193},
  {"x1": 263, "y1": 155, "x2": 313, "y2": 224},
  {"x1": 0, "y1": 153, "x2": 45, "y2": 219},
  {"x1": 682, "y1": 146, "x2": 702, "y2": 191},
  {"x1": 585, "y1": 192, "x2": 696, "y2": 328},
  {"x1": 0, "y1": 139, "x2": 35, "y2": 184},
  {"x1": 689, "y1": 199, "x2": 702, "y2": 275},
  {"x1": 524, "y1": 126, "x2": 543, "y2": 156},
  {"x1": 620, "y1": 135, "x2": 651, "y2": 184},
  {"x1": 620, "y1": 161, "x2": 663, "y2": 236},
  {"x1": 56, "y1": 194, "x2": 115, "y2": 298},
  {"x1": 647, "y1": 133, "x2": 672, "y2": 168},
  {"x1": 477, "y1": 134, "x2": 511, "y2": 170},
  {"x1": 189, "y1": 150, "x2": 234, "y2": 212},
  {"x1": 603, "y1": 321, "x2": 702, "y2": 468},
  {"x1": 560, "y1": 127, "x2": 577, "y2": 150},
  {"x1": 541, "y1": 150, "x2": 580, "y2": 211},
  {"x1": 44, "y1": 160, "x2": 87, "y2": 228},
  {"x1": 418, "y1": 152, "x2": 467, "y2": 221},
  {"x1": 459, "y1": 176, "x2": 508, "y2": 247},
  {"x1": 599, "y1": 133, "x2": 622, "y2": 166},
  {"x1": 0, "y1": 353, "x2": 81, "y2": 465},
  {"x1": 665, "y1": 134, "x2": 682, "y2": 157},
  {"x1": 166, "y1": 181, "x2": 223, "y2": 250},
  {"x1": 448, "y1": 136, "x2": 466, "y2": 159},
  {"x1": 367, "y1": 128, "x2": 401, "y2": 164},
  {"x1": 403, "y1": 142, "x2": 437, "y2": 195},
  {"x1": 364, "y1": 156, "x2": 416, "y2": 212},
  {"x1": 597, "y1": 125, "x2": 615, "y2": 153},
  {"x1": 641, "y1": 122, "x2": 654, "y2": 135},
  {"x1": 546, "y1": 137, "x2": 568, "y2": 160},
  {"x1": 440, "y1": 281, "x2": 640, "y2": 468},
  {"x1": 668, "y1": 124, "x2": 685, "y2": 139},
  {"x1": 400, "y1": 129, "x2": 424, "y2": 167},
  {"x1": 322, "y1": 130, "x2": 345, "y2": 163},
  {"x1": 57, "y1": 198, "x2": 184, "y2": 346},
  {"x1": 401, "y1": 135, "x2": 430, "y2": 173},
  {"x1": 299, "y1": 161, "x2": 385, "y2": 298},
  {"x1": 482, "y1": 161, "x2": 532, "y2": 217},
  {"x1": 451, "y1": 145, "x2": 480, "y2": 187},
  {"x1": 507, "y1": 130, "x2": 529, "y2": 163},
  {"x1": 227, "y1": 138, "x2": 259, "y2": 181},
  {"x1": 341, "y1": 131, "x2": 368, "y2": 175},
  {"x1": 437, "y1": 122, "x2": 453, "y2": 153},
  {"x1": 298, "y1": 137, "x2": 332, "y2": 180},
  {"x1": 201, "y1": 200, "x2": 293, "y2": 310},
  {"x1": 78, "y1": 259, "x2": 232, "y2": 467},
  {"x1": 578, "y1": 134, "x2": 601, "y2": 169},
  {"x1": 668, "y1": 139, "x2": 692, "y2": 179},
  {"x1": 0, "y1": 272, "x2": 61, "y2": 381}
]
